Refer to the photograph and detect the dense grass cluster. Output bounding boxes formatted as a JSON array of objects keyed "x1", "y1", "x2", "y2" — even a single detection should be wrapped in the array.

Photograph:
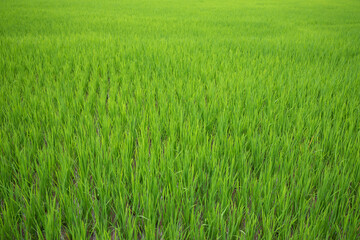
[{"x1": 1, "y1": 0, "x2": 360, "y2": 239}]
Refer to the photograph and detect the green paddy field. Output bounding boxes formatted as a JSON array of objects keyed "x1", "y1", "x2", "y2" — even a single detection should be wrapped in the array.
[{"x1": 1, "y1": 0, "x2": 360, "y2": 239}]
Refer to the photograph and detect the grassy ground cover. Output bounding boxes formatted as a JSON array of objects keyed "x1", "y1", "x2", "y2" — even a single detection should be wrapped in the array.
[{"x1": 1, "y1": 0, "x2": 360, "y2": 239}]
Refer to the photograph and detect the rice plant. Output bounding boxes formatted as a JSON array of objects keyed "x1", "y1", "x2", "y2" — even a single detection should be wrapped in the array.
[{"x1": 1, "y1": 0, "x2": 359, "y2": 239}]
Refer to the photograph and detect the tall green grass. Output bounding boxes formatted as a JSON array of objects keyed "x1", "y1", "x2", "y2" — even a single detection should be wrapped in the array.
[{"x1": 1, "y1": 0, "x2": 360, "y2": 239}]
